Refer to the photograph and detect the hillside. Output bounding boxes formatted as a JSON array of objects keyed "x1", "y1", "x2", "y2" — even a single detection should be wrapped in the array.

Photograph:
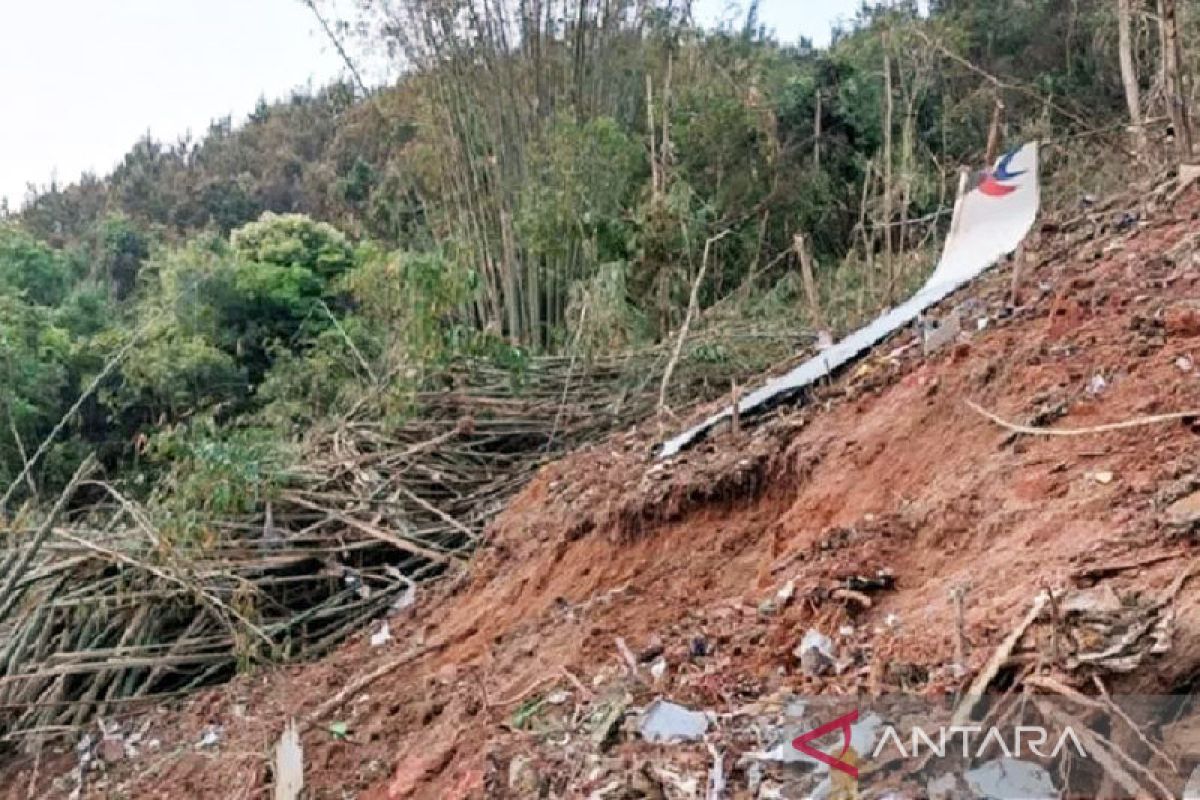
[
  {"x1": 6, "y1": 2, "x2": 1200, "y2": 798},
  {"x1": 7, "y1": 166, "x2": 1200, "y2": 798}
]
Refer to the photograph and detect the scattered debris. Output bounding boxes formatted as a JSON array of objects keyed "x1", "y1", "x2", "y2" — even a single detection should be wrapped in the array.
[
  {"x1": 98, "y1": 735, "x2": 125, "y2": 764},
  {"x1": 776, "y1": 579, "x2": 796, "y2": 606},
  {"x1": 639, "y1": 699, "x2": 710, "y2": 743},
  {"x1": 273, "y1": 720, "x2": 304, "y2": 800},
  {"x1": 965, "y1": 758, "x2": 1056, "y2": 799},
  {"x1": 370, "y1": 621, "x2": 392, "y2": 647},
  {"x1": 196, "y1": 726, "x2": 222, "y2": 749},
  {"x1": 589, "y1": 693, "x2": 631, "y2": 749},
  {"x1": 1164, "y1": 489, "x2": 1200, "y2": 529},
  {"x1": 794, "y1": 629, "x2": 837, "y2": 676}
]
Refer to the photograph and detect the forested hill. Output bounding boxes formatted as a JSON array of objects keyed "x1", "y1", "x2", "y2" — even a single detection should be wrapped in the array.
[{"x1": 0, "y1": 0, "x2": 1174, "y2": 507}]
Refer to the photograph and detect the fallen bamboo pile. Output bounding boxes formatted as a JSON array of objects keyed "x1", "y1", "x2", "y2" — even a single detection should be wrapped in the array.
[{"x1": 0, "y1": 327, "x2": 813, "y2": 739}]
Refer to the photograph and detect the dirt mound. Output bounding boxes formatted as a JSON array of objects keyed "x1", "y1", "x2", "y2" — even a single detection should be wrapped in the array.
[{"x1": 8, "y1": 185, "x2": 1200, "y2": 798}]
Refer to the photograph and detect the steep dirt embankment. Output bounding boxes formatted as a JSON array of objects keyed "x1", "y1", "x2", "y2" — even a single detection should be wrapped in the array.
[{"x1": 10, "y1": 185, "x2": 1200, "y2": 798}]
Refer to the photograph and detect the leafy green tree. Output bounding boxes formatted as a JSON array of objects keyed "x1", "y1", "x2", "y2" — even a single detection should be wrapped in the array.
[{"x1": 0, "y1": 226, "x2": 73, "y2": 306}]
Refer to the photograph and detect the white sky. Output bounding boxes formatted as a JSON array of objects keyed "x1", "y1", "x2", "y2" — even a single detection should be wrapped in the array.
[{"x1": 0, "y1": 0, "x2": 866, "y2": 210}]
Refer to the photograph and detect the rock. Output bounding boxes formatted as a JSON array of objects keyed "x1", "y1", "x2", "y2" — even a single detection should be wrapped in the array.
[
  {"x1": 99, "y1": 736, "x2": 125, "y2": 763},
  {"x1": 1166, "y1": 305, "x2": 1200, "y2": 338},
  {"x1": 637, "y1": 637, "x2": 664, "y2": 663},
  {"x1": 1060, "y1": 584, "x2": 1122, "y2": 616},
  {"x1": 794, "y1": 629, "x2": 836, "y2": 676},
  {"x1": 1165, "y1": 490, "x2": 1200, "y2": 527},
  {"x1": 507, "y1": 755, "x2": 539, "y2": 796},
  {"x1": 386, "y1": 745, "x2": 456, "y2": 800},
  {"x1": 589, "y1": 694, "x2": 630, "y2": 749}
]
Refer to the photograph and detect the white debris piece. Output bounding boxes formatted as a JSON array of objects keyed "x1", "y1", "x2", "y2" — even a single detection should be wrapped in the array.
[
  {"x1": 795, "y1": 629, "x2": 837, "y2": 675},
  {"x1": 1183, "y1": 764, "x2": 1200, "y2": 799},
  {"x1": 274, "y1": 719, "x2": 304, "y2": 800},
  {"x1": 965, "y1": 758, "x2": 1056, "y2": 799},
  {"x1": 639, "y1": 699, "x2": 710, "y2": 743},
  {"x1": 370, "y1": 621, "x2": 392, "y2": 647},
  {"x1": 197, "y1": 725, "x2": 223, "y2": 749},
  {"x1": 776, "y1": 579, "x2": 796, "y2": 606}
]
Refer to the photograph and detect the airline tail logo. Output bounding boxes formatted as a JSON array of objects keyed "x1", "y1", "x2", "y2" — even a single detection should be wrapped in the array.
[
  {"x1": 792, "y1": 710, "x2": 860, "y2": 779},
  {"x1": 978, "y1": 148, "x2": 1027, "y2": 197}
]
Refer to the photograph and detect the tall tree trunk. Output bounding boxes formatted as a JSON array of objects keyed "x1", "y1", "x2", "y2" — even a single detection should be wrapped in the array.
[
  {"x1": 646, "y1": 74, "x2": 661, "y2": 202},
  {"x1": 1118, "y1": 0, "x2": 1146, "y2": 154},
  {"x1": 813, "y1": 90, "x2": 822, "y2": 171},
  {"x1": 1161, "y1": 0, "x2": 1193, "y2": 160},
  {"x1": 881, "y1": 30, "x2": 895, "y2": 305},
  {"x1": 985, "y1": 97, "x2": 1005, "y2": 165},
  {"x1": 793, "y1": 233, "x2": 827, "y2": 337}
]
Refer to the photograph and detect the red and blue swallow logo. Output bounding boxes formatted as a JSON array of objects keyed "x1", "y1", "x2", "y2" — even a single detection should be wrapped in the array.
[
  {"x1": 978, "y1": 148, "x2": 1026, "y2": 197},
  {"x1": 792, "y1": 709, "x2": 860, "y2": 779}
]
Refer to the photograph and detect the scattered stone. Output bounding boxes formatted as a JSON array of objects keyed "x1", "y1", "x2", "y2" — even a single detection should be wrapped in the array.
[
  {"x1": 794, "y1": 630, "x2": 836, "y2": 676},
  {"x1": 846, "y1": 570, "x2": 895, "y2": 593},
  {"x1": 98, "y1": 736, "x2": 125, "y2": 764},
  {"x1": 1166, "y1": 305, "x2": 1200, "y2": 338},
  {"x1": 1088, "y1": 470, "x2": 1115, "y2": 485},
  {"x1": 1060, "y1": 584, "x2": 1122, "y2": 616},
  {"x1": 589, "y1": 694, "x2": 631, "y2": 749},
  {"x1": 1179, "y1": 355, "x2": 1195, "y2": 373},
  {"x1": 1086, "y1": 374, "x2": 1108, "y2": 396},
  {"x1": 507, "y1": 755, "x2": 539, "y2": 796},
  {"x1": 1165, "y1": 490, "x2": 1200, "y2": 528}
]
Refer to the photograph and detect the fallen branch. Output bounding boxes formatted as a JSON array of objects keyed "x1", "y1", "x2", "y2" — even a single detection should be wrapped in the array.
[
  {"x1": 1034, "y1": 698, "x2": 1173, "y2": 800},
  {"x1": 659, "y1": 229, "x2": 733, "y2": 413},
  {"x1": 951, "y1": 592, "x2": 1046, "y2": 727},
  {"x1": 302, "y1": 645, "x2": 429, "y2": 730},
  {"x1": 966, "y1": 399, "x2": 1198, "y2": 437}
]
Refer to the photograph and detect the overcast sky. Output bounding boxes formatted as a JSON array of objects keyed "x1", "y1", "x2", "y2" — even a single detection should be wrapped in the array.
[{"x1": 0, "y1": 0, "x2": 866, "y2": 210}]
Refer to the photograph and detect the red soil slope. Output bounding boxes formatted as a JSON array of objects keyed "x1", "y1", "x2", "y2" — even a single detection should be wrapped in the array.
[{"x1": 8, "y1": 182, "x2": 1200, "y2": 798}]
